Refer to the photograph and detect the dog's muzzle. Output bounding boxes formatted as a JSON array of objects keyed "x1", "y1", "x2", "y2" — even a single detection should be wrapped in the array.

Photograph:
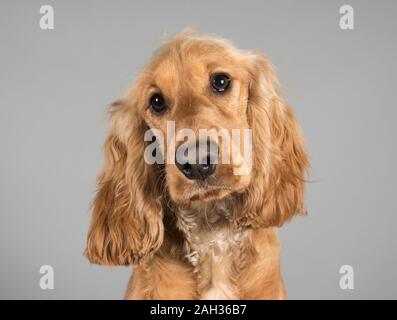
[{"x1": 175, "y1": 140, "x2": 218, "y2": 180}]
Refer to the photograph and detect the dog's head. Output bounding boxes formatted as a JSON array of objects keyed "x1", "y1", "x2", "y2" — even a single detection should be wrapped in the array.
[{"x1": 85, "y1": 31, "x2": 309, "y2": 265}]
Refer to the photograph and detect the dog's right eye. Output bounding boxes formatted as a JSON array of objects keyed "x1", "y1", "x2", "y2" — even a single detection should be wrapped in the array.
[
  {"x1": 210, "y1": 73, "x2": 231, "y2": 93},
  {"x1": 150, "y1": 93, "x2": 167, "y2": 115}
]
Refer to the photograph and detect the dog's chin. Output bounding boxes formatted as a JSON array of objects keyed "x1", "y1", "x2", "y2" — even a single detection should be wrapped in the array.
[
  {"x1": 189, "y1": 185, "x2": 233, "y2": 203},
  {"x1": 170, "y1": 185, "x2": 231, "y2": 206},
  {"x1": 168, "y1": 179, "x2": 248, "y2": 206}
]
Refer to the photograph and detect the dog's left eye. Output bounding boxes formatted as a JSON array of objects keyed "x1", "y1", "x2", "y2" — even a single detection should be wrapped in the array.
[
  {"x1": 150, "y1": 93, "x2": 167, "y2": 115},
  {"x1": 210, "y1": 73, "x2": 231, "y2": 92}
]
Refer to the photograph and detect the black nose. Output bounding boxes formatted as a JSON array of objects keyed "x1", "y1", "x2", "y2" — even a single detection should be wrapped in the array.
[
  {"x1": 175, "y1": 141, "x2": 218, "y2": 180},
  {"x1": 177, "y1": 158, "x2": 217, "y2": 181}
]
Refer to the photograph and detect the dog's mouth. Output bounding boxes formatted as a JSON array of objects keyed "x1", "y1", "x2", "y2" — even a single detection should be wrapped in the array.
[
  {"x1": 188, "y1": 183, "x2": 232, "y2": 202},
  {"x1": 169, "y1": 175, "x2": 241, "y2": 205},
  {"x1": 167, "y1": 165, "x2": 251, "y2": 205}
]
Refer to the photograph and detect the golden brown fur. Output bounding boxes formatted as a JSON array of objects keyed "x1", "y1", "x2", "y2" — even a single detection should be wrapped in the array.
[{"x1": 85, "y1": 31, "x2": 309, "y2": 299}]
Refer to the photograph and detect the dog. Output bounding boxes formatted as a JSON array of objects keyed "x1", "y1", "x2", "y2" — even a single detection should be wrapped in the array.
[{"x1": 85, "y1": 31, "x2": 309, "y2": 299}]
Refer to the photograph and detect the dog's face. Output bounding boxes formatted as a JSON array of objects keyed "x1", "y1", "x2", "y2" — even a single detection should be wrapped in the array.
[
  {"x1": 132, "y1": 38, "x2": 254, "y2": 204},
  {"x1": 85, "y1": 32, "x2": 309, "y2": 266}
]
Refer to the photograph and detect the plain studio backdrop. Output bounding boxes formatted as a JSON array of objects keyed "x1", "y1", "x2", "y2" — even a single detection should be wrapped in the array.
[{"x1": 0, "y1": 0, "x2": 396, "y2": 299}]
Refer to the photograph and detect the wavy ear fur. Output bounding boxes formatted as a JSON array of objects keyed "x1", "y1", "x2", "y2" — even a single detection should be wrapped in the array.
[
  {"x1": 85, "y1": 100, "x2": 164, "y2": 266},
  {"x1": 235, "y1": 53, "x2": 309, "y2": 228}
]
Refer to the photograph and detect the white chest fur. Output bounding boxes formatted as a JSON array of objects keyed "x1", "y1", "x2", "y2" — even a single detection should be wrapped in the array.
[{"x1": 176, "y1": 201, "x2": 250, "y2": 300}]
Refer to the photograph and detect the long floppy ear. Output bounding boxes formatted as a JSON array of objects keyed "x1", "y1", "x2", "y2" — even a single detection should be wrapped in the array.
[
  {"x1": 85, "y1": 100, "x2": 164, "y2": 265},
  {"x1": 234, "y1": 53, "x2": 309, "y2": 228}
]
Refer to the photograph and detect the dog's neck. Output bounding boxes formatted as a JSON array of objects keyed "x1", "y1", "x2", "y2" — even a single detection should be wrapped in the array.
[{"x1": 175, "y1": 199, "x2": 250, "y2": 299}]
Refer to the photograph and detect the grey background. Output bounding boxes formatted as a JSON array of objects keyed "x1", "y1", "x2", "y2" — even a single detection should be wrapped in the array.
[{"x1": 0, "y1": 0, "x2": 396, "y2": 299}]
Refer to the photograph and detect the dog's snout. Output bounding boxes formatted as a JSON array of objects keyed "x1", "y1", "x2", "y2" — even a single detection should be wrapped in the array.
[
  {"x1": 176, "y1": 141, "x2": 218, "y2": 180},
  {"x1": 177, "y1": 157, "x2": 217, "y2": 181}
]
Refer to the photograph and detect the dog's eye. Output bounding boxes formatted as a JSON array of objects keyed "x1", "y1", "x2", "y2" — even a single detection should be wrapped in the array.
[
  {"x1": 210, "y1": 73, "x2": 231, "y2": 92},
  {"x1": 150, "y1": 93, "x2": 167, "y2": 115}
]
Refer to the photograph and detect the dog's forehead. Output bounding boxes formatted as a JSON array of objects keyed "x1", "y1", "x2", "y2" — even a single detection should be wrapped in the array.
[{"x1": 149, "y1": 39, "x2": 241, "y2": 82}]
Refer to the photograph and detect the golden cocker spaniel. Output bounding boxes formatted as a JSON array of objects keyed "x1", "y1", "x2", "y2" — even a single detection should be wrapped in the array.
[{"x1": 86, "y1": 31, "x2": 309, "y2": 300}]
